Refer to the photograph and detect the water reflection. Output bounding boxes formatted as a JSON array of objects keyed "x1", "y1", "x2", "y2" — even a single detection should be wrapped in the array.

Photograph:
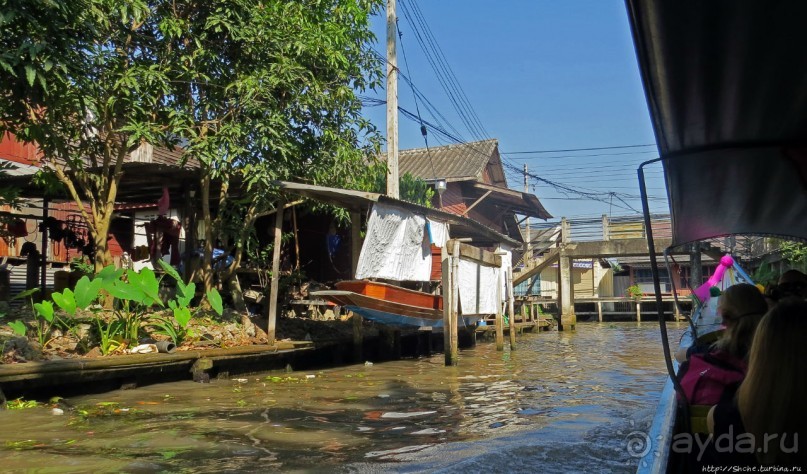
[{"x1": 0, "y1": 322, "x2": 685, "y2": 472}]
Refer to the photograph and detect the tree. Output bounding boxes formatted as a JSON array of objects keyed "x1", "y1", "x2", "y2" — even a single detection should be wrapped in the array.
[
  {"x1": 154, "y1": 0, "x2": 384, "y2": 293},
  {"x1": 1, "y1": 0, "x2": 384, "y2": 285},
  {"x1": 0, "y1": 0, "x2": 172, "y2": 272}
]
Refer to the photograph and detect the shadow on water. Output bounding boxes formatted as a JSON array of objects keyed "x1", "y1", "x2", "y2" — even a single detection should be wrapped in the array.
[{"x1": 0, "y1": 322, "x2": 686, "y2": 472}]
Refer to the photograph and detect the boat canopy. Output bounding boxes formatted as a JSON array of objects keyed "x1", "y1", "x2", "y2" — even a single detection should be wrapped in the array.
[{"x1": 626, "y1": 0, "x2": 807, "y2": 246}]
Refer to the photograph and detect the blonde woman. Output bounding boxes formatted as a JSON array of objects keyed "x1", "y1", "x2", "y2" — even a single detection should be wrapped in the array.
[
  {"x1": 708, "y1": 298, "x2": 807, "y2": 468},
  {"x1": 675, "y1": 283, "x2": 768, "y2": 363}
]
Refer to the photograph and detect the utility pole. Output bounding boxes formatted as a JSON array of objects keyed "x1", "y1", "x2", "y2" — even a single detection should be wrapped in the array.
[
  {"x1": 386, "y1": 0, "x2": 400, "y2": 199},
  {"x1": 524, "y1": 164, "x2": 530, "y2": 259}
]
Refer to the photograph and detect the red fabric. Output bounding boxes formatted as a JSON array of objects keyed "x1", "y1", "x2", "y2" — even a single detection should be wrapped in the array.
[
  {"x1": 679, "y1": 351, "x2": 747, "y2": 405},
  {"x1": 157, "y1": 187, "x2": 170, "y2": 215}
]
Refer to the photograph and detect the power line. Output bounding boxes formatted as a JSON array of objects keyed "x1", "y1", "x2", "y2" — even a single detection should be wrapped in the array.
[{"x1": 503, "y1": 143, "x2": 657, "y2": 154}]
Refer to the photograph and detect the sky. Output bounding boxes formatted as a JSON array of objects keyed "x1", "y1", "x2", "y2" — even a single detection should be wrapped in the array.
[{"x1": 360, "y1": 0, "x2": 669, "y2": 222}]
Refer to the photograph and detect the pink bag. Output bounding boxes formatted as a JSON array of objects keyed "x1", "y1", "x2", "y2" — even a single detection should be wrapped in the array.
[{"x1": 679, "y1": 351, "x2": 747, "y2": 405}]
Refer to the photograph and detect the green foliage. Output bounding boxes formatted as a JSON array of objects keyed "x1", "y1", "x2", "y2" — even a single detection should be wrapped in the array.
[
  {"x1": 365, "y1": 167, "x2": 436, "y2": 207},
  {"x1": 625, "y1": 284, "x2": 643, "y2": 301},
  {"x1": 206, "y1": 289, "x2": 223, "y2": 317},
  {"x1": 779, "y1": 241, "x2": 807, "y2": 272},
  {"x1": 751, "y1": 262, "x2": 778, "y2": 287},
  {"x1": 6, "y1": 398, "x2": 39, "y2": 410},
  {"x1": 7, "y1": 320, "x2": 27, "y2": 337},
  {"x1": 69, "y1": 258, "x2": 94, "y2": 275}
]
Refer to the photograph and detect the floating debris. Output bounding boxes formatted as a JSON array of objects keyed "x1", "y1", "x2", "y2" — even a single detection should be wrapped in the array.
[
  {"x1": 410, "y1": 428, "x2": 445, "y2": 435},
  {"x1": 380, "y1": 411, "x2": 436, "y2": 419},
  {"x1": 51, "y1": 408, "x2": 64, "y2": 416}
]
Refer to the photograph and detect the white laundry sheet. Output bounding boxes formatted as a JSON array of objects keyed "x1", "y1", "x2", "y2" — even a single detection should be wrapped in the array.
[
  {"x1": 457, "y1": 258, "x2": 500, "y2": 314},
  {"x1": 355, "y1": 203, "x2": 433, "y2": 281}
]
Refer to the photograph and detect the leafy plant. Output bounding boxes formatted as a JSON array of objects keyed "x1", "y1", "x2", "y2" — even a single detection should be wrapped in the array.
[
  {"x1": 7, "y1": 320, "x2": 27, "y2": 337},
  {"x1": 6, "y1": 398, "x2": 39, "y2": 410},
  {"x1": 69, "y1": 257, "x2": 94, "y2": 275},
  {"x1": 626, "y1": 284, "x2": 643, "y2": 302},
  {"x1": 0, "y1": 312, "x2": 27, "y2": 337},
  {"x1": 151, "y1": 261, "x2": 222, "y2": 346},
  {"x1": 95, "y1": 319, "x2": 125, "y2": 355},
  {"x1": 31, "y1": 300, "x2": 57, "y2": 347}
]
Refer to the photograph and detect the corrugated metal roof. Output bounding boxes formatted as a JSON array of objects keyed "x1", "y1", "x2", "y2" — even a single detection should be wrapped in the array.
[{"x1": 398, "y1": 139, "x2": 499, "y2": 183}]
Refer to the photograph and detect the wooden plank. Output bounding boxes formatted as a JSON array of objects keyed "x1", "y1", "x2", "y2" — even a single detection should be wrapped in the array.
[{"x1": 446, "y1": 240, "x2": 501, "y2": 267}]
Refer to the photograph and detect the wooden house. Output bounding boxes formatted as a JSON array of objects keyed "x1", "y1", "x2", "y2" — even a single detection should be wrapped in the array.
[{"x1": 398, "y1": 139, "x2": 551, "y2": 242}]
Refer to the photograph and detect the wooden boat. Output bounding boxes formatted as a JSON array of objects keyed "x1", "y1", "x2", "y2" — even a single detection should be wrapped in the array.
[
  {"x1": 626, "y1": 1, "x2": 807, "y2": 472},
  {"x1": 312, "y1": 280, "x2": 446, "y2": 327}
]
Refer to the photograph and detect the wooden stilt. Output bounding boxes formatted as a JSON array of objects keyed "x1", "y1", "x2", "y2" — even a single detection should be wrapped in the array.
[
  {"x1": 352, "y1": 312, "x2": 363, "y2": 362},
  {"x1": 267, "y1": 198, "x2": 285, "y2": 345},
  {"x1": 636, "y1": 302, "x2": 642, "y2": 322},
  {"x1": 442, "y1": 244, "x2": 453, "y2": 365},
  {"x1": 292, "y1": 206, "x2": 300, "y2": 270},
  {"x1": 448, "y1": 241, "x2": 460, "y2": 366},
  {"x1": 495, "y1": 270, "x2": 504, "y2": 351},
  {"x1": 507, "y1": 267, "x2": 517, "y2": 350},
  {"x1": 350, "y1": 211, "x2": 361, "y2": 278},
  {"x1": 598, "y1": 300, "x2": 603, "y2": 322}
]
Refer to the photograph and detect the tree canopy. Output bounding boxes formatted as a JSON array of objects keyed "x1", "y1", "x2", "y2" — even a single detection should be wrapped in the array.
[{"x1": 0, "y1": 0, "x2": 384, "y2": 277}]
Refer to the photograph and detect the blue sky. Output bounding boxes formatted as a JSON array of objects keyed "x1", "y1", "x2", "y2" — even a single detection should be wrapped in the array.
[{"x1": 361, "y1": 0, "x2": 669, "y2": 221}]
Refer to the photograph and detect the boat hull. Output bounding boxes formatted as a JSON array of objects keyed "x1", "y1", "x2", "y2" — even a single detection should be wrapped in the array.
[{"x1": 312, "y1": 280, "x2": 484, "y2": 328}]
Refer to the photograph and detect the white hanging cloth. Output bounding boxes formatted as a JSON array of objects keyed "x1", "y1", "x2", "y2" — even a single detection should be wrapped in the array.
[{"x1": 355, "y1": 203, "x2": 432, "y2": 281}]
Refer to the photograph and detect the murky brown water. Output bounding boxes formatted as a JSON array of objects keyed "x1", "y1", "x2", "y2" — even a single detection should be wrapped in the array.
[{"x1": 0, "y1": 322, "x2": 685, "y2": 473}]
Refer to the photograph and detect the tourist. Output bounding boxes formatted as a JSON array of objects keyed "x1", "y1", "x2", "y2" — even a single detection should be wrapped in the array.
[
  {"x1": 675, "y1": 283, "x2": 768, "y2": 363},
  {"x1": 707, "y1": 297, "x2": 807, "y2": 468}
]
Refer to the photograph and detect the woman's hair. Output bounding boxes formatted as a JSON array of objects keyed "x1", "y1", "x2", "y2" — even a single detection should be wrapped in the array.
[
  {"x1": 738, "y1": 298, "x2": 807, "y2": 467},
  {"x1": 714, "y1": 283, "x2": 768, "y2": 358}
]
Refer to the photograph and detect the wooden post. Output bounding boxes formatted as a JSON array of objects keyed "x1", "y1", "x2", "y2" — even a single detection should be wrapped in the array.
[
  {"x1": 40, "y1": 196, "x2": 49, "y2": 297},
  {"x1": 352, "y1": 312, "x2": 363, "y2": 361},
  {"x1": 495, "y1": 270, "x2": 505, "y2": 351},
  {"x1": 385, "y1": 0, "x2": 399, "y2": 199},
  {"x1": 507, "y1": 267, "x2": 516, "y2": 350},
  {"x1": 350, "y1": 210, "x2": 362, "y2": 278},
  {"x1": 441, "y1": 244, "x2": 453, "y2": 364},
  {"x1": 520, "y1": 301, "x2": 527, "y2": 324},
  {"x1": 291, "y1": 206, "x2": 300, "y2": 270},
  {"x1": 448, "y1": 241, "x2": 460, "y2": 366},
  {"x1": 597, "y1": 300, "x2": 603, "y2": 322},
  {"x1": 636, "y1": 302, "x2": 642, "y2": 322},
  {"x1": 267, "y1": 198, "x2": 284, "y2": 345},
  {"x1": 559, "y1": 253, "x2": 576, "y2": 331}
]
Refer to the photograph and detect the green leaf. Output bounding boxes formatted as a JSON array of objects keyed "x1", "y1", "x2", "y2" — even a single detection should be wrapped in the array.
[
  {"x1": 33, "y1": 300, "x2": 54, "y2": 322},
  {"x1": 126, "y1": 268, "x2": 163, "y2": 306},
  {"x1": 12, "y1": 288, "x2": 40, "y2": 301},
  {"x1": 157, "y1": 259, "x2": 181, "y2": 282},
  {"x1": 109, "y1": 279, "x2": 145, "y2": 303},
  {"x1": 8, "y1": 320, "x2": 26, "y2": 336},
  {"x1": 177, "y1": 282, "x2": 195, "y2": 308},
  {"x1": 96, "y1": 265, "x2": 124, "y2": 283},
  {"x1": 173, "y1": 306, "x2": 192, "y2": 329},
  {"x1": 24, "y1": 65, "x2": 35, "y2": 87},
  {"x1": 207, "y1": 288, "x2": 223, "y2": 316},
  {"x1": 52, "y1": 289, "x2": 77, "y2": 316},
  {"x1": 74, "y1": 276, "x2": 104, "y2": 309}
]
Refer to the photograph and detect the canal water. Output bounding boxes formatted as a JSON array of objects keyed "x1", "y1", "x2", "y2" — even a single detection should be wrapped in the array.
[{"x1": 0, "y1": 322, "x2": 686, "y2": 473}]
